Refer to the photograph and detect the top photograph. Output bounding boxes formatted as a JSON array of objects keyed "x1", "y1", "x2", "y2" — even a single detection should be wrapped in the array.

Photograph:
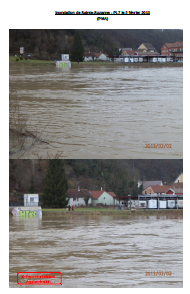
[{"x1": 9, "y1": 29, "x2": 183, "y2": 159}]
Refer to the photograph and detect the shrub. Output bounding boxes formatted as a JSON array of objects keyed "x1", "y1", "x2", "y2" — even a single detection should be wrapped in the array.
[
  {"x1": 16, "y1": 58, "x2": 19, "y2": 61},
  {"x1": 19, "y1": 56, "x2": 23, "y2": 60}
]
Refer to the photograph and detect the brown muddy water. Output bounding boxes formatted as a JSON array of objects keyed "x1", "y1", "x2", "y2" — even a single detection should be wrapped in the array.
[
  {"x1": 9, "y1": 65, "x2": 183, "y2": 159},
  {"x1": 9, "y1": 214, "x2": 183, "y2": 287}
]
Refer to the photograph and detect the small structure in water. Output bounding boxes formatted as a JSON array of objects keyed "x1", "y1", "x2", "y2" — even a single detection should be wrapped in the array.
[
  {"x1": 9, "y1": 194, "x2": 42, "y2": 217},
  {"x1": 55, "y1": 54, "x2": 71, "y2": 67}
]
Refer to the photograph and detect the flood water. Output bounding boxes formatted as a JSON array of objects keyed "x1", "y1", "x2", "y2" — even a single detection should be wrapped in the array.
[
  {"x1": 9, "y1": 65, "x2": 183, "y2": 159},
  {"x1": 9, "y1": 214, "x2": 183, "y2": 288}
]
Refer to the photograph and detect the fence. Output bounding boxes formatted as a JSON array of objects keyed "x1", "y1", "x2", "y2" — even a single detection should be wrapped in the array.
[{"x1": 9, "y1": 202, "x2": 40, "y2": 207}]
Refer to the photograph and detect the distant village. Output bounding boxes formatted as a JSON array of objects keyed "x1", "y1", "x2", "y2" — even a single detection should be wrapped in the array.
[
  {"x1": 83, "y1": 41, "x2": 183, "y2": 63},
  {"x1": 10, "y1": 172, "x2": 183, "y2": 213},
  {"x1": 66, "y1": 172, "x2": 183, "y2": 209},
  {"x1": 55, "y1": 41, "x2": 183, "y2": 67}
]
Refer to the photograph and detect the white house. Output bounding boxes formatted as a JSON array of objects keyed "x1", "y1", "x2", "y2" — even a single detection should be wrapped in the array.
[
  {"x1": 66, "y1": 189, "x2": 91, "y2": 207},
  {"x1": 83, "y1": 52, "x2": 96, "y2": 61},
  {"x1": 94, "y1": 53, "x2": 109, "y2": 61},
  {"x1": 90, "y1": 190, "x2": 116, "y2": 206}
]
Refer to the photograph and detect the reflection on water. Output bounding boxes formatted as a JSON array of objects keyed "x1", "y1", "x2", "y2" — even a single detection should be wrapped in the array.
[
  {"x1": 9, "y1": 214, "x2": 183, "y2": 288},
  {"x1": 9, "y1": 65, "x2": 183, "y2": 158}
]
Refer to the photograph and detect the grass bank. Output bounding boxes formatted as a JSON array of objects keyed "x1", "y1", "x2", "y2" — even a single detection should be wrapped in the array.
[
  {"x1": 71, "y1": 61, "x2": 183, "y2": 68},
  {"x1": 9, "y1": 56, "x2": 53, "y2": 65},
  {"x1": 42, "y1": 207, "x2": 183, "y2": 217}
]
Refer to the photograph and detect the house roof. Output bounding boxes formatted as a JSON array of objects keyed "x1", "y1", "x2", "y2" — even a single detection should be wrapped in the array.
[
  {"x1": 89, "y1": 191, "x2": 116, "y2": 199},
  {"x1": 139, "y1": 181, "x2": 163, "y2": 190},
  {"x1": 89, "y1": 191, "x2": 104, "y2": 199},
  {"x1": 138, "y1": 43, "x2": 156, "y2": 50},
  {"x1": 148, "y1": 185, "x2": 173, "y2": 193},
  {"x1": 134, "y1": 52, "x2": 159, "y2": 56},
  {"x1": 163, "y1": 42, "x2": 183, "y2": 49},
  {"x1": 83, "y1": 52, "x2": 95, "y2": 57},
  {"x1": 122, "y1": 49, "x2": 144, "y2": 55},
  {"x1": 94, "y1": 53, "x2": 108, "y2": 58},
  {"x1": 66, "y1": 189, "x2": 90, "y2": 198},
  {"x1": 122, "y1": 50, "x2": 159, "y2": 56},
  {"x1": 107, "y1": 192, "x2": 116, "y2": 198},
  {"x1": 171, "y1": 183, "x2": 183, "y2": 189},
  {"x1": 119, "y1": 48, "x2": 132, "y2": 53}
]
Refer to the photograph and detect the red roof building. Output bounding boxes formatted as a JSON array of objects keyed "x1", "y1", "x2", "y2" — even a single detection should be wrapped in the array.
[
  {"x1": 166, "y1": 188, "x2": 183, "y2": 195},
  {"x1": 142, "y1": 185, "x2": 173, "y2": 195},
  {"x1": 161, "y1": 41, "x2": 183, "y2": 59},
  {"x1": 89, "y1": 190, "x2": 116, "y2": 206}
]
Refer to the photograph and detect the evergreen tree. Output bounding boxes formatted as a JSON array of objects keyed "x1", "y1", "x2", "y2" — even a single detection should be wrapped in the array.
[
  {"x1": 29, "y1": 175, "x2": 34, "y2": 193},
  {"x1": 42, "y1": 160, "x2": 68, "y2": 208},
  {"x1": 71, "y1": 30, "x2": 84, "y2": 62},
  {"x1": 138, "y1": 184, "x2": 143, "y2": 195},
  {"x1": 84, "y1": 195, "x2": 90, "y2": 206}
]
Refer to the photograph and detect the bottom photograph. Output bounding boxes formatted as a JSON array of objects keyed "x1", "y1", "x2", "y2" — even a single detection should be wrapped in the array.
[{"x1": 9, "y1": 159, "x2": 183, "y2": 288}]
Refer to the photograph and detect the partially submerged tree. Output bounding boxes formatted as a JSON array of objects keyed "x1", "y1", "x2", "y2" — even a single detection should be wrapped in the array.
[{"x1": 42, "y1": 160, "x2": 68, "y2": 208}]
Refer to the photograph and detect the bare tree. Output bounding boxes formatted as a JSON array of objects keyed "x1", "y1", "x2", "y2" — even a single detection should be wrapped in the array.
[{"x1": 9, "y1": 85, "x2": 50, "y2": 158}]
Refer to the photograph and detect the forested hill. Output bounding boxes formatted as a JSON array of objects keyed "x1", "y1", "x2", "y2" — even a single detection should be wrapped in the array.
[
  {"x1": 9, "y1": 29, "x2": 183, "y2": 59},
  {"x1": 9, "y1": 160, "x2": 183, "y2": 196}
]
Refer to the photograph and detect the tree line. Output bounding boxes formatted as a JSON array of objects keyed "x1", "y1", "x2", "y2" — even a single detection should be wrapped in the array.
[{"x1": 9, "y1": 159, "x2": 183, "y2": 207}]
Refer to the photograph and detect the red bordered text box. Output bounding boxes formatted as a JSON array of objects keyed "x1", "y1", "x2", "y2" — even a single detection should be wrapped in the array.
[{"x1": 17, "y1": 272, "x2": 62, "y2": 285}]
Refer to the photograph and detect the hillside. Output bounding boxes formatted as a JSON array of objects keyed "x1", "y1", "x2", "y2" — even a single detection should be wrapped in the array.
[
  {"x1": 9, "y1": 159, "x2": 183, "y2": 197},
  {"x1": 9, "y1": 29, "x2": 183, "y2": 59}
]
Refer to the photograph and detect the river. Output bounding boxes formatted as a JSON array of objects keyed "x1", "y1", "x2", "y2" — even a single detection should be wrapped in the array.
[
  {"x1": 9, "y1": 64, "x2": 183, "y2": 159},
  {"x1": 9, "y1": 214, "x2": 183, "y2": 288}
]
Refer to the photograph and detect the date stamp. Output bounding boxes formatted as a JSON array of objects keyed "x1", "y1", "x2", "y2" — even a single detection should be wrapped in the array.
[
  {"x1": 145, "y1": 271, "x2": 172, "y2": 276},
  {"x1": 17, "y1": 272, "x2": 62, "y2": 285},
  {"x1": 145, "y1": 144, "x2": 172, "y2": 148}
]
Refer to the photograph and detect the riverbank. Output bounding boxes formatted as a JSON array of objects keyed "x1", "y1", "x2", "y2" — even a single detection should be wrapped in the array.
[
  {"x1": 42, "y1": 208, "x2": 183, "y2": 217},
  {"x1": 9, "y1": 57, "x2": 183, "y2": 68},
  {"x1": 9, "y1": 56, "x2": 53, "y2": 65}
]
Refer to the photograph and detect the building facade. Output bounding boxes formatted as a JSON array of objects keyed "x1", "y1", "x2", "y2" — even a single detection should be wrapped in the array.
[
  {"x1": 161, "y1": 42, "x2": 183, "y2": 60},
  {"x1": 138, "y1": 43, "x2": 156, "y2": 52},
  {"x1": 67, "y1": 189, "x2": 91, "y2": 207},
  {"x1": 90, "y1": 191, "x2": 115, "y2": 206}
]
